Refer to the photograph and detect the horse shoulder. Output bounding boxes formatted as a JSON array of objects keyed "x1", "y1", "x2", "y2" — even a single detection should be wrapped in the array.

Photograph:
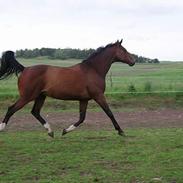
[{"x1": 84, "y1": 68, "x2": 106, "y2": 97}]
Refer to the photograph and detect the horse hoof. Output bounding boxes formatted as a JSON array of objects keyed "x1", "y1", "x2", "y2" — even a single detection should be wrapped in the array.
[
  {"x1": 62, "y1": 129, "x2": 67, "y2": 136},
  {"x1": 118, "y1": 130, "x2": 126, "y2": 137},
  {"x1": 48, "y1": 132, "x2": 54, "y2": 138}
]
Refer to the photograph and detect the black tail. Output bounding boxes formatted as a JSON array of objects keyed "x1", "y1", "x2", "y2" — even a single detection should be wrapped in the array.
[{"x1": 0, "y1": 51, "x2": 24, "y2": 80}]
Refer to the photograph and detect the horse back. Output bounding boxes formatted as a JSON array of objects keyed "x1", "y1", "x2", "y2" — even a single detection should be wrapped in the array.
[{"x1": 46, "y1": 64, "x2": 90, "y2": 99}]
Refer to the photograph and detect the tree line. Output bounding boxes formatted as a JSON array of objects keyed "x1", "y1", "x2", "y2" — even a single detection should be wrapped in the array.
[{"x1": 16, "y1": 48, "x2": 159, "y2": 63}]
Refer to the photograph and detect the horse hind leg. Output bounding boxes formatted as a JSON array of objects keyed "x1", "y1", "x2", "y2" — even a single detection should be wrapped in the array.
[
  {"x1": 62, "y1": 100, "x2": 88, "y2": 135},
  {"x1": 0, "y1": 98, "x2": 29, "y2": 131},
  {"x1": 31, "y1": 94, "x2": 54, "y2": 138}
]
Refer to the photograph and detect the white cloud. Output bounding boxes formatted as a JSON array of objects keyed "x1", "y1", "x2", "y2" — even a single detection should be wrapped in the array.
[{"x1": 0, "y1": 0, "x2": 183, "y2": 60}]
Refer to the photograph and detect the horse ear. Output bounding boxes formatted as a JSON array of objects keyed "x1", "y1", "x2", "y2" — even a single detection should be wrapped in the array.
[
  {"x1": 116, "y1": 40, "x2": 121, "y2": 46},
  {"x1": 119, "y1": 39, "x2": 123, "y2": 45}
]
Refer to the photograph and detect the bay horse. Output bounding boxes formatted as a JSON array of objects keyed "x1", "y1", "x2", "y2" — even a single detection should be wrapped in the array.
[{"x1": 0, "y1": 40, "x2": 135, "y2": 137}]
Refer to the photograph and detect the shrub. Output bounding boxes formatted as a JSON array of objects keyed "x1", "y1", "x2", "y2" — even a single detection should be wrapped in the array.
[
  {"x1": 144, "y1": 81, "x2": 152, "y2": 92},
  {"x1": 128, "y1": 83, "x2": 136, "y2": 93}
]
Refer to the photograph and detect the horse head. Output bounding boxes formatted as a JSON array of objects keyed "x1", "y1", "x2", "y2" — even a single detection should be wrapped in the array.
[{"x1": 113, "y1": 39, "x2": 135, "y2": 66}]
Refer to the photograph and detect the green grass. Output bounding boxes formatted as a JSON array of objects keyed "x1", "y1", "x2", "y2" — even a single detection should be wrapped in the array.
[
  {"x1": 0, "y1": 129, "x2": 183, "y2": 182},
  {"x1": 1, "y1": 58, "x2": 183, "y2": 111},
  {"x1": 1, "y1": 58, "x2": 183, "y2": 182},
  {"x1": 106, "y1": 62, "x2": 183, "y2": 93},
  {"x1": 1, "y1": 58, "x2": 183, "y2": 98}
]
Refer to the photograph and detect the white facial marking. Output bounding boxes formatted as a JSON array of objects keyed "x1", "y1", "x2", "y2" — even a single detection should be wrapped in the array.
[
  {"x1": 44, "y1": 123, "x2": 52, "y2": 133},
  {"x1": 0, "y1": 123, "x2": 6, "y2": 131},
  {"x1": 66, "y1": 125, "x2": 76, "y2": 132}
]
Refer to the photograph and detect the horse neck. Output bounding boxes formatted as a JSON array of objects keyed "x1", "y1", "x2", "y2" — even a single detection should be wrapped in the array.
[{"x1": 88, "y1": 48, "x2": 115, "y2": 78}]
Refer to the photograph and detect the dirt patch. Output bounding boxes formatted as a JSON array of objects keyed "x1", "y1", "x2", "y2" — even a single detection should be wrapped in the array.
[{"x1": 1, "y1": 108, "x2": 183, "y2": 132}]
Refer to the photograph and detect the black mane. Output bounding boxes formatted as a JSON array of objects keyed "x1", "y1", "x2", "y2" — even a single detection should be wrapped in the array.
[{"x1": 82, "y1": 43, "x2": 114, "y2": 63}]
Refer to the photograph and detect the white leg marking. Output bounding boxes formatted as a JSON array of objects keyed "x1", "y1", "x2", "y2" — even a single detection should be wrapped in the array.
[
  {"x1": 44, "y1": 123, "x2": 52, "y2": 133},
  {"x1": 66, "y1": 125, "x2": 76, "y2": 133},
  {"x1": 0, "y1": 123, "x2": 6, "y2": 131}
]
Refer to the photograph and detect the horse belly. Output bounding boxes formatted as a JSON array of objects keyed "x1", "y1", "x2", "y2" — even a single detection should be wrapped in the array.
[
  {"x1": 45, "y1": 79, "x2": 90, "y2": 100},
  {"x1": 47, "y1": 88, "x2": 89, "y2": 100}
]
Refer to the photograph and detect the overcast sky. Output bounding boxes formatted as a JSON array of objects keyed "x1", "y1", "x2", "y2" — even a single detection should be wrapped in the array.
[{"x1": 0, "y1": 0, "x2": 183, "y2": 61}]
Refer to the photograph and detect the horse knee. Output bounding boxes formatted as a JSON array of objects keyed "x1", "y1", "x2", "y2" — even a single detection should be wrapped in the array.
[
  {"x1": 31, "y1": 109, "x2": 39, "y2": 117},
  {"x1": 7, "y1": 104, "x2": 16, "y2": 112}
]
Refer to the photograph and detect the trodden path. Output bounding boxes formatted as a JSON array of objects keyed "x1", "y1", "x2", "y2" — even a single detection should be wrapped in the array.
[{"x1": 1, "y1": 108, "x2": 183, "y2": 132}]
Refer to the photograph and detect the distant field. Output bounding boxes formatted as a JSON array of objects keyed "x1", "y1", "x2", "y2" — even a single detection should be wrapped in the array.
[
  {"x1": 20, "y1": 58, "x2": 183, "y2": 93},
  {"x1": 1, "y1": 58, "x2": 183, "y2": 111}
]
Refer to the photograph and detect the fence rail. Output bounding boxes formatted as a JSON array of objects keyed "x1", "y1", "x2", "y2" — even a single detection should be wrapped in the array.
[{"x1": 105, "y1": 91, "x2": 183, "y2": 94}]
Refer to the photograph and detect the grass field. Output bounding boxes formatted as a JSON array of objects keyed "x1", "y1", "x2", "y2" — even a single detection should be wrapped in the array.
[
  {"x1": 1, "y1": 58, "x2": 183, "y2": 97},
  {"x1": 0, "y1": 129, "x2": 183, "y2": 183},
  {"x1": 0, "y1": 58, "x2": 183, "y2": 183}
]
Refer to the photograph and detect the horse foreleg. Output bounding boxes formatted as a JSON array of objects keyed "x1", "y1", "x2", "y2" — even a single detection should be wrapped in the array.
[
  {"x1": 94, "y1": 94, "x2": 125, "y2": 136},
  {"x1": 31, "y1": 94, "x2": 54, "y2": 138},
  {"x1": 62, "y1": 100, "x2": 88, "y2": 135},
  {"x1": 0, "y1": 98, "x2": 29, "y2": 131}
]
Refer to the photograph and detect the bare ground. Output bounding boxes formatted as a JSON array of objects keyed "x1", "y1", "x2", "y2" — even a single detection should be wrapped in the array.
[{"x1": 1, "y1": 108, "x2": 183, "y2": 132}]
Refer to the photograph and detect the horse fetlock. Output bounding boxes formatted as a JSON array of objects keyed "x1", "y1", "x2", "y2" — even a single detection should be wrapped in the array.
[
  {"x1": 0, "y1": 123, "x2": 6, "y2": 131},
  {"x1": 66, "y1": 125, "x2": 76, "y2": 133},
  {"x1": 118, "y1": 130, "x2": 125, "y2": 136},
  {"x1": 43, "y1": 123, "x2": 52, "y2": 133},
  {"x1": 62, "y1": 129, "x2": 67, "y2": 136}
]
